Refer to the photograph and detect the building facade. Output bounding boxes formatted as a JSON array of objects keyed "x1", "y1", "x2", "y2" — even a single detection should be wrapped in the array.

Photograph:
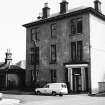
[{"x1": 23, "y1": 0, "x2": 105, "y2": 94}]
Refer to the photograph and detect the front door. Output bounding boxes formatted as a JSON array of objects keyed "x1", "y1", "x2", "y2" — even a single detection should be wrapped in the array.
[
  {"x1": 73, "y1": 68, "x2": 82, "y2": 93},
  {"x1": 73, "y1": 74, "x2": 82, "y2": 92}
]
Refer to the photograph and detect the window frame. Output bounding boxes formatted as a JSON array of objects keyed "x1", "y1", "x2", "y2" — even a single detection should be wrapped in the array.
[
  {"x1": 50, "y1": 44, "x2": 57, "y2": 64},
  {"x1": 30, "y1": 48, "x2": 35, "y2": 65},
  {"x1": 71, "y1": 18, "x2": 83, "y2": 35},
  {"x1": 51, "y1": 69, "x2": 56, "y2": 83},
  {"x1": 77, "y1": 41, "x2": 83, "y2": 61},
  {"x1": 29, "y1": 47, "x2": 39, "y2": 65},
  {"x1": 51, "y1": 23, "x2": 57, "y2": 38},
  {"x1": 71, "y1": 41, "x2": 83, "y2": 62},
  {"x1": 31, "y1": 28, "x2": 40, "y2": 42}
]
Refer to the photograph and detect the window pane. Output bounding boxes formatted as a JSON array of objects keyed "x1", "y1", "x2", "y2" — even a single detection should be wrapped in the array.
[
  {"x1": 51, "y1": 45, "x2": 56, "y2": 63},
  {"x1": 51, "y1": 70, "x2": 56, "y2": 83},
  {"x1": 71, "y1": 18, "x2": 82, "y2": 34},
  {"x1": 77, "y1": 19, "x2": 82, "y2": 33},
  {"x1": 30, "y1": 47, "x2": 39, "y2": 65},
  {"x1": 31, "y1": 28, "x2": 40, "y2": 41},
  {"x1": 71, "y1": 42, "x2": 76, "y2": 61},
  {"x1": 71, "y1": 20, "x2": 76, "y2": 34},
  {"x1": 51, "y1": 23, "x2": 56, "y2": 38},
  {"x1": 35, "y1": 47, "x2": 39, "y2": 64},
  {"x1": 77, "y1": 41, "x2": 83, "y2": 61},
  {"x1": 30, "y1": 48, "x2": 35, "y2": 65}
]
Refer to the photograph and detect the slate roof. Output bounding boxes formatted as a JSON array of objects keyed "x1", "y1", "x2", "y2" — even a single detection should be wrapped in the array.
[
  {"x1": 0, "y1": 63, "x2": 24, "y2": 71},
  {"x1": 23, "y1": 6, "x2": 105, "y2": 28},
  {"x1": 8, "y1": 65, "x2": 24, "y2": 70},
  {"x1": 0, "y1": 62, "x2": 9, "y2": 70}
]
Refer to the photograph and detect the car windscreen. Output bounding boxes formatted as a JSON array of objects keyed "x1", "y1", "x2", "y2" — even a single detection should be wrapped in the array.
[
  {"x1": 61, "y1": 84, "x2": 67, "y2": 88},
  {"x1": 43, "y1": 85, "x2": 49, "y2": 88}
]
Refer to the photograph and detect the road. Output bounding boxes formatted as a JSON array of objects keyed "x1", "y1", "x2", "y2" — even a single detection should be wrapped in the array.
[{"x1": 3, "y1": 94, "x2": 105, "y2": 105}]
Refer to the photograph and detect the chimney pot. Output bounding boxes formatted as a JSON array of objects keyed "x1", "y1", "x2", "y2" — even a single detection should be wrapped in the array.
[
  {"x1": 44, "y1": 3, "x2": 48, "y2": 7},
  {"x1": 60, "y1": 0, "x2": 68, "y2": 14},
  {"x1": 94, "y1": 0, "x2": 101, "y2": 12},
  {"x1": 42, "y1": 3, "x2": 50, "y2": 18},
  {"x1": 5, "y1": 49, "x2": 12, "y2": 64}
]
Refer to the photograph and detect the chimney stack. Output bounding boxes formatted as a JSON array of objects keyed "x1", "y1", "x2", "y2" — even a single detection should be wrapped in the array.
[
  {"x1": 60, "y1": 0, "x2": 68, "y2": 14},
  {"x1": 42, "y1": 3, "x2": 50, "y2": 19},
  {"x1": 5, "y1": 49, "x2": 12, "y2": 64},
  {"x1": 94, "y1": 0, "x2": 101, "y2": 12}
]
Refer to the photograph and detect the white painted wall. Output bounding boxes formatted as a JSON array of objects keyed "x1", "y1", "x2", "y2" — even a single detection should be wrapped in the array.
[{"x1": 90, "y1": 14, "x2": 105, "y2": 94}]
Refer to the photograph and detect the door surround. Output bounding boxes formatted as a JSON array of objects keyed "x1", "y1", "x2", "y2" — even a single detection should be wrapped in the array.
[{"x1": 65, "y1": 64, "x2": 88, "y2": 93}]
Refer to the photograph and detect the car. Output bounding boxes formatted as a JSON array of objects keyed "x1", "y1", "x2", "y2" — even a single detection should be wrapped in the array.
[{"x1": 35, "y1": 83, "x2": 68, "y2": 96}]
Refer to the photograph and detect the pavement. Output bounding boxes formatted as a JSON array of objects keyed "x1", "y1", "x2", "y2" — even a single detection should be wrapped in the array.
[{"x1": 0, "y1": 98, "x2": 20, "y2": 105}]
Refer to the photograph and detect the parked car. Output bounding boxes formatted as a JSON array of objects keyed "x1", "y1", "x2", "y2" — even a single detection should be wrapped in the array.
[{"x1": 35, "y1": 83, "x2": 68, "y2": 96}]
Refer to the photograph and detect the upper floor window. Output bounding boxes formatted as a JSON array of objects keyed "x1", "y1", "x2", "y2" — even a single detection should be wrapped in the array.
[
  {"x1": 51, "y1": 23, "x2": 56, "y2": 38},
  {"x1": 35, "y1": 47, "x2": 39, "y2": 65},
  {"x1": 30, "y1": 47, "x2": 39, "y2": 65},
  {"x1": 71, "y1": 41, "x2": 83, "y2": 62},
  {"x1": 50, "y1": 44, "x2": 56, "y2": 64},
  {"x1": 31, "y1": 28, "x2": 40, "y2": 42},
  {"x1": 30, "y1": 48, "x2": 35, "y2": 65},
  {"x1": 71, "y1": 18, "x2": 82, "y2": 34}
]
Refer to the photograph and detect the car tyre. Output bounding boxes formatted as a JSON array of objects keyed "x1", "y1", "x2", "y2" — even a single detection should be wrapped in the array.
[
  {"x1": 36, "y1": 91, "x2": 41, "y2": 95},
  {"x1": 52, "y1": 91, "x2": 56, "y2": 96},
  {"x1": 59, "y1": 93, "x2": 63, "y2": 96}
]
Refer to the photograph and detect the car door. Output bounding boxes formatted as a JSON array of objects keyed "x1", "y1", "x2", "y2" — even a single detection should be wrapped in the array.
[{"x1": 43, "y1": 84, "x2": 49, "y2": 94}]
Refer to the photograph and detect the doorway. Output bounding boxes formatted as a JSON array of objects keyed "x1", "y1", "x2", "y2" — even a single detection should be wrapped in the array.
[
  {"x1": 65, "y1": 64, "x2": 89, "y2": 93},
  {"x1": 72, "y1": 68, "x2": 82, "y2": 93}
]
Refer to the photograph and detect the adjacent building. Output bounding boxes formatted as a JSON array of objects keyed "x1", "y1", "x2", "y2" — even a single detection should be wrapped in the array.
[
  {"x1": 16, "y1": 60, "x2": 26, "y2": 69},
  {"x1": 23, "y1": 0, "x2": 105, "y2": 94},
  {"x1": 0, "y1": 50, "x2": 25, "y2": 90}
]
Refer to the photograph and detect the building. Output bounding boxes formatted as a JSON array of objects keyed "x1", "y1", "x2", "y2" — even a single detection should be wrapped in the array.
[
  {"x1": 0, "y1": 50, "x2": 25, "y2": 90},
  {"x1": 16, "y1": 60, "x2": 26, "y2": 69},
  {"x1": 23, "y1": 0, "x2": 105, "y2": 94}
]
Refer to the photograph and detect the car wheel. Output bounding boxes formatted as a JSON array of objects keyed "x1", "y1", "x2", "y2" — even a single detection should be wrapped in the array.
[
  {"x1": 59, "y1": 93, "x2": 63, "y2": 96},
  {"x1": 52, "y1": 91, "x2": 56, "y2": 96},
  {"x1": 36, "y1": 91, "x2": 41, "y2": 95}
]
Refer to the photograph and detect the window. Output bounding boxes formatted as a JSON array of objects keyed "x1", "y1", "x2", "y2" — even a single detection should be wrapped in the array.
[
  {"x1": 51, "y1": 69, "x2": 56, "y2": 83},
  {"x1": 35, "y1": 47, "x2": 39, "y2": 65},
  {"x1": 71, "y1": 41, "x2": 83, "y2": 62},
  {"x1": 71, "y1": 20, "x2": 76, "y2": 34},
  {"x1": 31, "y1": 28, "x2": 40, "y2": 41},
  {"x1": 71, "y1": 18, "x2": 82, "y2": 34},
  {"x1": 30, "y1": 48, "x2": 35, "y2": 65},
  {"x1": 51, "y1": 23, "x2": 56, "y2": 38},
  {"x1": 61, "y1": 84, "x2": 67, "y2": 88},
  {"x1": 71, "y1": 42, "x2": 76, "y2": 61},
  {"x1": 50, "y1": 45, "x2": 56, "y2": 63},
  {"x1": 30, "y1": 47, "x2": 39, "y2": 65},
  {"x1": 77, "y1": 18, "x2": 82, "y2": 33},
  {"x1": 77, "y1": 41, "x2": 83, "y2": 61},
  {"x1": 44, "y1": 85, "x2": 49, "y2": 88}
]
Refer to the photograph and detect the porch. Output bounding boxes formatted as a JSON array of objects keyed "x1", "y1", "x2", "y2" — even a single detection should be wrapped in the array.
[{"x1": 65, "y1": 64, "x2": 89, "y2": 93}]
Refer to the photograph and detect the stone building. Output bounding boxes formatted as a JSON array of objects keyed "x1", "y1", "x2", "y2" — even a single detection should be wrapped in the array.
[
  {"x1": 23, "y1": 0, "x2": 105, "y2": 94},
  {"x1": 0, "y1": 50, "x2": 25, "y2": 90}
]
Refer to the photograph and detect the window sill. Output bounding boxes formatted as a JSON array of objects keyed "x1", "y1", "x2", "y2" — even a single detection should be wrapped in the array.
[
  {"x1": 49, "y1": 62, "x2": 57, "y2": 64},
  {"x1": 70, "y1": 33, "x2": 83, "y2": 36}
]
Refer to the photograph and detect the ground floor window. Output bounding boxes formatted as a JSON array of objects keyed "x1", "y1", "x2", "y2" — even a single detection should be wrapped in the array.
[{"x1": 51, "y1": 69, "x2": 56, "y2": 83}]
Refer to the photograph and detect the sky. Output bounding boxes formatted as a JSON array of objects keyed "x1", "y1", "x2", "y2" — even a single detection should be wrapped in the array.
[{"x1": 0, "y1": 0, "x2": 105, "y2": 64}]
